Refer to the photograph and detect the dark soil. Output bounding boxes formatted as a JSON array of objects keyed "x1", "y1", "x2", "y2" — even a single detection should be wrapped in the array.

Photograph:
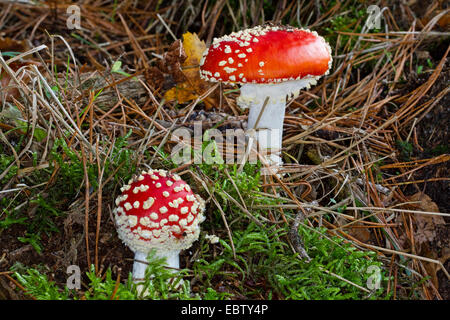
[{"x1": 397, "y1": 62, "x2": 449, "y2": 299}]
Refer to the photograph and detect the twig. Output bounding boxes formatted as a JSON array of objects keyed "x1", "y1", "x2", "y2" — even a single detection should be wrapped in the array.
[{"x1": 288, "y1": 209, "x2": 311, "y2": 261}]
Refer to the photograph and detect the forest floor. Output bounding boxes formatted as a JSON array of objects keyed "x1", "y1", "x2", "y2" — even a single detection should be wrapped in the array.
[{"x1": 0, "y1": 0, "x2": 449, "y2": 300}]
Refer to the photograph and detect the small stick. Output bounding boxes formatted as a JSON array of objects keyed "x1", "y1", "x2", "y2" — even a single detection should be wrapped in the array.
[{"x1": 288, "y1": 210, "x2": 311, "y2": 262}]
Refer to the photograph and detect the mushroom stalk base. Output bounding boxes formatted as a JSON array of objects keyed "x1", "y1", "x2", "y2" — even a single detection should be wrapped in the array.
[
  {"x1": 132, "y1": 250, "x2": 180, "y2": 282},
  {"x1": 246, "y1": 99, "x2": 285, "y2": 167},
  {"x1": 238, "y1": 79, "x2": 317, "y2": 168}
]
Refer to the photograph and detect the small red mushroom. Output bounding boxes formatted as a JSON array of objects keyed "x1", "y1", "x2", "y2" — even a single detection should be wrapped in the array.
[
  {"x1": 200, "y1": 25, "x2": 332, "y2": 168},
  {"x1": 113, "y1": 168, "x2": 205, "y2": 282}
]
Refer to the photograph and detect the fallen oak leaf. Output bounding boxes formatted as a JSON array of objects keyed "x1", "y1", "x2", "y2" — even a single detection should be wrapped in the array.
[
  {"x1": 144, "y1": 39, "x2": 185, "y2": 91},
  {"x1": 408, "y1": 192, "x2": 445, "y2": 246},
  {"x1": 163, "y1": 32, "x2": 219, "y2": 110},
  {"x1": 406, "y1": 192, "x2": 447, "y2": 293},
  {"x1": 181, "y1": 32, "x2": 206, "y2": 80}
]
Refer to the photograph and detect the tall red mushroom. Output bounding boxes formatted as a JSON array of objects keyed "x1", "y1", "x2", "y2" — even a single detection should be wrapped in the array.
[
  {"x1": 200, "y1": 25, "x2": 332, "y2": 168},
  {"x1": 113, "y1": 169, "x2": 205, "y2": 283}
]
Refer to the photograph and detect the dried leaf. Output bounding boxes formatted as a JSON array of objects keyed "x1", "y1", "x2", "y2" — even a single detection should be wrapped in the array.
[
  {"x1": 163, "y1": 32, "x2": 219, "y2": 109},
  {"x1": 0, "y1": 37, "x2": 29, "y2": 53},
  {"x1": 407, "y1": 192, "x2": 447, "y2": 292},
  {"x1": 1, "y1": 62, "x2": 21, "y2": 102},
  {"x1": 347, "y1": 224, "x2": 371, "y2": 243},
  {"x1": 421, "y1": 10, "x2": 450, "y2": 29},
  {"x1": 0, "y1": 38, "x2": 33, "y2": 103},
  {"x1": 1, "y1": 60, "x2": 40, "y2": 102},
  {"x1": 409, "y1": 192, "x2": 445, "y2": 246}
]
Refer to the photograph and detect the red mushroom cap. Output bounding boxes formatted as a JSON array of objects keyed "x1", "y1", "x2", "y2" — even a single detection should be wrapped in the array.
[
  {"x1": 113, "y1": 169, "x2": 205, "y2": 254},
  {"x1": 200, "y1": 25, "x2": 332, "y2": 84}
]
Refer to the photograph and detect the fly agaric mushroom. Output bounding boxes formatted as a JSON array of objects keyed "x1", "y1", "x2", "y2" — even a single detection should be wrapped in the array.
[
  {"x1": 199, "y1": 25, "x2": 332, "y2": 167},
  {"x1": 113, "y1": 169, "x2": 205, "y2": 282}
]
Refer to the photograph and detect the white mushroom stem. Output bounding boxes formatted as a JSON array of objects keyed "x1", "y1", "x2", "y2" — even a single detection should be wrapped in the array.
[
  {"x1": 132, "y1": 249, "x2": 180, "y2": 282},
  {"x1": 238, "y1": 78, "x2": 318, "y2": 167},
  {"x1": 246, "y1": 97, "x2": 285, "y2": 167}
]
